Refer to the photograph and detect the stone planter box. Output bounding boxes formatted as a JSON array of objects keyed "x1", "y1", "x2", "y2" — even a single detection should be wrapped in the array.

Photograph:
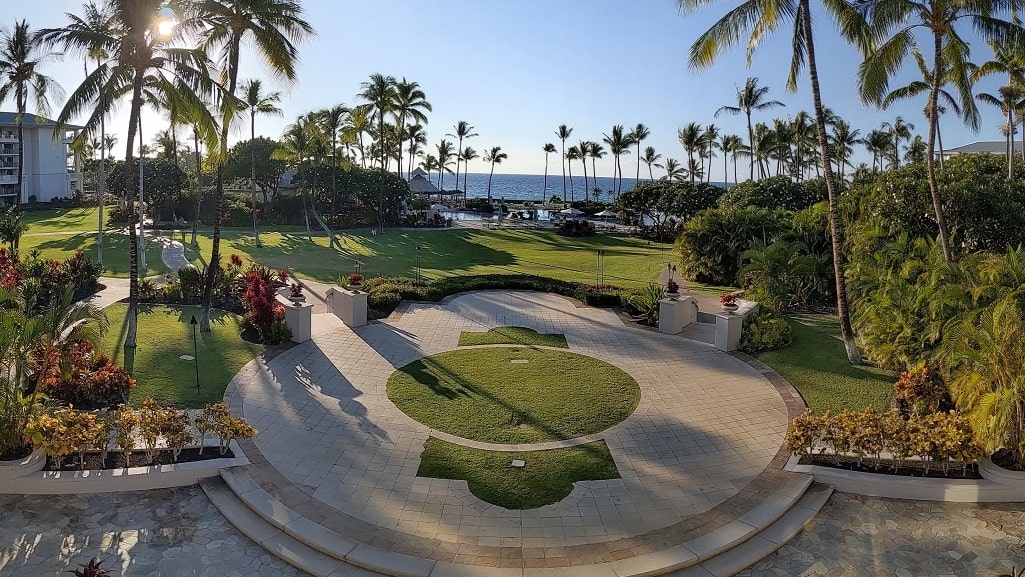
[
  {"x1": 0, "y1": 442, "x2": 247, "y2": 495},
  {"x1": 786, "y1": 455, "x2": 1025, "y2": 502},
  {"x1": 0, "y1": 449, "x2": 46, "y2": 481},
  {"x1": 276, "y1": 294, "x2": 313, "y2": 342},
  {"x1": 326, "y1": 286, "x2": 368, "y2": 327}
]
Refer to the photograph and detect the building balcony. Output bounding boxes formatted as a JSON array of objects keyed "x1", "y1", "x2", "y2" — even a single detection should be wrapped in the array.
[{"x1": 0, "y1": 175, "x2": 17, "y2": 184}]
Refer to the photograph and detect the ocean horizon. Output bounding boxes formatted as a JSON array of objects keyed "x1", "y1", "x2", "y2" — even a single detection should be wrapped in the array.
[{"x1": 418, "y1": 172, "x2": 732, "y2": 202}]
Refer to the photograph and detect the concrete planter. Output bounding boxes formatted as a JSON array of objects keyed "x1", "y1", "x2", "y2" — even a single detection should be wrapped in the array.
[
  {"x1": 0, "y1": 449, "x2": 46, "y2": 480},
  {"x1": 0, "y1": 442, "x2": 247, "y2": 495}
]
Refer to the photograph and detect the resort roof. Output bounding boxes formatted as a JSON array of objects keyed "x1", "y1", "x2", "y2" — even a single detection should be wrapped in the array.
[
  {"x1": 409, "y1": 173, "x2": 439, "y2": 194},
  {"x1": 945, "y1": 141, "x2": 1021, "y2": 155},
  {"x1": 0, "y1": 112, "x2": 82, "y2": 129},
  {"x1": 411, "y1": 167, "x2": 429, "y2": 178}
]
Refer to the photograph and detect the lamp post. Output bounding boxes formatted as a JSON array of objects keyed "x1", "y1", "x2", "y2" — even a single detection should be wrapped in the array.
[
  {"x1": 415, "y1": 245, "x2": 422, "y2": 285},
  {"x1": 189, "y1": 314, "x2": 200, "y2": 395}
]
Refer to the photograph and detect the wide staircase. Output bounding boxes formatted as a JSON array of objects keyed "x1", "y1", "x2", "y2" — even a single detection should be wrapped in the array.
[{"x1": 200, "y1": 465, "x2": 831, "y2": 577}]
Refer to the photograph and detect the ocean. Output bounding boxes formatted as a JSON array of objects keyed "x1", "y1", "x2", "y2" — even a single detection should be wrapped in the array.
[{"x1": 426, "y1": 172, "x2": 730, "y2": 203}]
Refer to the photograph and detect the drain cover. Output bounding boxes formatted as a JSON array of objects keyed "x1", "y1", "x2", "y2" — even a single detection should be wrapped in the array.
[
  {"x1": 510, "y1": 459, "x2": 526, "y2": 468},
  {"x1": 510, "y1": 359, "x2": 528, "y2": 364}
]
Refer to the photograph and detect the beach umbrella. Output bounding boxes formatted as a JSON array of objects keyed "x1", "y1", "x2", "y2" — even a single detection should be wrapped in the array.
[
  {"x1": 560, "y1": 207, "x2": 584, "y2": 216},
  {"x1": 594, "y1": 208, "x2": 617, "y2": 223},
  {"x1": 430, "y1": 204, "x2": 448, "y2": 211}
]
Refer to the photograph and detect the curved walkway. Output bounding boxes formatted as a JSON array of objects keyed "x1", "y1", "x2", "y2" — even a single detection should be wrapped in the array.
[{"x1": 230, "y1": 291, "x2": 798, "y2": 566}]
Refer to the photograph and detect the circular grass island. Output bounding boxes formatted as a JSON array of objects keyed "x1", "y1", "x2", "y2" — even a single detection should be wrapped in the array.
[{"x1": 387, "y1": 347, "x2": 640, "y2": 444}]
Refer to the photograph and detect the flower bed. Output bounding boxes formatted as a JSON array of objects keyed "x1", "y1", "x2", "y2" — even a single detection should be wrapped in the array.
[{"x1": 45, "y1": 446, "x2": 235, "y2": 471}]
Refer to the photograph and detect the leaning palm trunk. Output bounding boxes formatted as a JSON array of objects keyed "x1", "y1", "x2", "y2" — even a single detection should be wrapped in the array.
[
  {"x1": 802, "y1": 0, "x2": 861, "y2": 364},
  {"x1": 123, "y1": 71, "x2": 144, "y2": 351},
  {"x1": 190, "y1": 129, "x2": 201, "y2": 247},
  {"x1": 927, "y1": 33, "x2": 953, "y2": 263}
]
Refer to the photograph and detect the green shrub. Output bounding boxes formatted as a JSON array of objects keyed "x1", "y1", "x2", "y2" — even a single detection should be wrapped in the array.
[
  {"x1": 717, "y1": 176, "x2": 822, "y2": 211},
  {"x1": 676, "y1": 206, "x2": 791, "y2": 286},
  {"x1": 739, "y1": 311, "x2": 793, "y2": 353}
]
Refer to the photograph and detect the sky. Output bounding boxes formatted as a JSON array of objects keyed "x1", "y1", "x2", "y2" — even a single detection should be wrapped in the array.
[{"x1": 9, "y1": 0, "x2": 1014, "y2": 181}]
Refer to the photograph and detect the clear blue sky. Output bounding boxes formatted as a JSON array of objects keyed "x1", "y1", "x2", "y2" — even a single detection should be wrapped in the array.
[{"x1": 11, "y1": 0, "x2": 1011, "y2": 180}]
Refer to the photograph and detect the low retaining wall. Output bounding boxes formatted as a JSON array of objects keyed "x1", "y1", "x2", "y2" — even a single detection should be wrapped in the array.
[
  {"x1": 0, "y1": 442, "x2": 247, "y2": 495},
  {"x1": 786, "y1": 456, "x2": 1025, "y2": 502}
]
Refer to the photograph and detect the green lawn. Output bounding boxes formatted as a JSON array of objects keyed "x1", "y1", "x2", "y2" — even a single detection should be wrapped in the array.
[
  {"x1": 95, "y1": 304, "x2": 262, "y2": 408},
  {"x1": 387, "y1": 347, "x2": 640, "y2": 444},
  {"x1": 458, "y1": 326, "x2": 568, "y2": 348},
  {"x1": 20, "y1": 231, "x2": 166, "y2": 278},
  {"x1": 417, "y1": 437, "x2": 620, "y2": 509},
  {"x1": 756, "y1": 314, "x2": 895, "y2": 414},
  {"x1": 22, "y1": 206, "x2": 108, "y2": 233}
]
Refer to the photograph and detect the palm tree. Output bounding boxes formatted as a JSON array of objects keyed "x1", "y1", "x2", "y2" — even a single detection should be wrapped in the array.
[
  {"x1": 459, "y1": 145, "x2": 478, "y2": 203},
  {"x1": 0, "y1": 20, "x2": 63, "y2": 205},
  {"x1": 347, "y1": 103, "x2": 372, "y2": 169},
  {"x1": 240, "y1": 78, "x2": 282, "y2": 247},
  {"x1": 565, "y1": 146, "x2": 579, "y2": 201},
  {"x1": 978, "y1": 85, "x2": 1025, "y2": 180},
  {"x1": 630, "y1": 123, "x2": 650, "y2": 185},
  {"x1": 882, "y1": 116, "x2": 915, "y2": 169},
  {"x1": 714, "y1": 78, "x2": 784, "y2": 180},
  {"x1": 720, "y1": 134, "x2": 743, "y2": 185},
  {"x1": 857, "y1": 0, "x2": 1019, "y2": 263},
  {"x1": 677, "y1": 123, "x2": 703, "y2": 183},
  {"x1": 680, "y1": 0, "x2": 871, "y2": 363},
  {"x1": 641, "y1": 146, "x2": 663, "y2": 181},
  {"x1": 555, "y1": 124, "x2": 572, "y2": 200},
  {"x1": 393, "y1": 78, "x2": 430, "y2": 180},
  {"x1": 316, "y1": 103, "x2": 349, "y2": 247},
  {"x1": 790, "y1": 111, "x2": 815, "y2": 180},
  {"x1": 830, "y1": 119, "x2": 863, "y2": 181},
  {"x1": 39, "y1": 2, "x2": 116, "y2": 266},
  {"x1": 865, "y1": 128, "x2": 893, "y2": 171},
  {"x1": 542, "y1": 142, "x2": 556, "y2": 204},
  {"x1": 904, "y1": 134, "x2": 927, "y2": 163},
  {"x1": 447, "y1": 120, "x2": 477, "y2": 196},
  {"x1": 272, "y1": 117, "x2": 320, "y2": 240},
  {"x1": 54, "y1": 1, "x2": 217, "y2": 352},
  {"x1": 358, "y1": 73, "x2": 397, "y2": 233},
  {"x1": 662, "y1": 158, "x2": 686, "y2": 181},
  {"x1": 404, "y1": 123, "x2": 427, "y2": 180},
  {"x1": 435, "y1": 139, "x2": 455, "y2": 193},
  {"x1": 194, "y1": 0, "x2": 315, "y2": 331},
  {"x1": 588, "y1": 142, "x2": 606, "y2": 194},
  {"x1": 702, "y1": 124, "x2": 720, "y2": 183},
  {"x1": 602, "y1": 125, "x2": 634, "y2": 196},
  {"x1": 576, "y1": 140, "x2": 590, "y2": 195},
  {"x1": 483, "y1": 146, "x2": 507, "y2": 203},
  {"x1": 420, "y1": 154, "x2": 439, "y2": 185},
  {"x1": 973, "y1": 39, "x2": 1025, "y2": 175}
]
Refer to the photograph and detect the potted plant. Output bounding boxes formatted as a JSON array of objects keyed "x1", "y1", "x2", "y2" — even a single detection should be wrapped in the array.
[
  {"x1": 275, "y1": 268, "x2": 290, "y2": 287},
  {"x1": 720, "y1": 292, "x2": 739, "y2": 314},
  {"x1": 348, "y1": 273, "x2": 363, "y2": 288},
  {"x1": 666, "y1": 278, "x2": 680, "y2": 296},
  {"x1": 288, "y1": 282, "x2": 305, "y2": 303}
]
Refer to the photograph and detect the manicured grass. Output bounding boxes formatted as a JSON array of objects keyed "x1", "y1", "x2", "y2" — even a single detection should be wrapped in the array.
[
  {"x1": 756, "y1": 314, "x2": 895, "y2": 414},
  {"x1": 417, "y1": 437, "x2": 619, "y2": 509},
  {"x1": 94, "y1": 304, "x2": 262, "y2": 408},
  {"x1": 182, "y1": 228, "x2": 670, "y2": 289},
  {"x1": 388, "y1": 347, "x2": 640, "y2": 444},
  {"x1": 457, "y1": 326, "x2": 568, "y2": 348},
  {"x1": 20, "y1": 231, "x2": 166, "y2": 278},
  {"x1": 22, "y1": 206, "x2": 108, "y2": 233}
]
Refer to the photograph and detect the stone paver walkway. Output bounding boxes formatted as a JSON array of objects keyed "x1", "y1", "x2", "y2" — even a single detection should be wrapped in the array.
[
  {"x1": 0, "y1": 488, "x2": 304, "y2": 577},
  {"x1": 235, "y1": 291, "x2": 791, "y2": 555},
  {"x1": 739, "y1": 492, "x2": 1025, "y2": 577}
]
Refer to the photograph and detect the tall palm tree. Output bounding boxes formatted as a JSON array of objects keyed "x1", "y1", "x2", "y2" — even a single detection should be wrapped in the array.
[
  {"x1": 602, "y1": 125, "x2": 634, "y2": 196},
  {"x1": 459, "y1": 145, "x2": 478, "y2": 203},
  {"x1": 714, "y1": 78, "x2": 784, "y2": 180},
  {"x1": 630, "y1": 123, "x2": 650, "y2": 185},
  {"x1": 662, "y1": 158, "x2": 686, "y2": 181},
  {"x1": 555, "y1": 124, "x2": 572, "y2": 200},
  {"x1": 973, "y1": 39, "x2": 1025, "y2": 173},
  {"x1": 790, "y1": 111, "x2": 815, "y2": 180},
  {"x1": 272, "y1": 117, "x2": 320, "y2": 241},
  {"x1": 978, "y1": 85, "x2": 1025, "y2": 179},
  {"x1": 576, "y1": 140, "x2": 590, "y2": 195},
  {"x1": 53, "y1": 0, "x2": 217, "y2": 352},
  {"x1": 680, "y1": 0, "x2": 872, "y2": 363},
  {"x1": 420, "y1": 154, "x2": 439, "y2": 185},
  {"x1": 435, "y1": 139, "x2": 455, "y2": 194},
  {"x1": 677, "y1": 123, "x2": 703, "y2": 183},
  {"x1": 830, "y1": 119, "x2": 863, "y2": 181},
  {"x1": 720, "y1": 134, "x2": 743, "y2": 185},
  {"x1": 565, "y1": 146, "x2": 579, "y2": 201},
  {"x1": 702, "y1": 124, "x2": 720, "y2": 183},
  {"x1": 857, "y1": 0, "x2": 1018, "y2": 263},
  {"x1": 447, "y1": 120, "x2": 477, "y2": 196},
  {"x1": 542, "y1": 142, "x2": 556, "y2": 204},
  {"x1": 588, "y1": 142, "x2": 606, "y2": 195},
  {"x1": 405, "y1": 123, "x2": 427, "y2": 180},
  {"x1": 904, "y1": 134, "x2": 927, "y2": 163},
  {"x1": 316, "y1": 103, "x2": 349, "y2": 247},
  {"x1": 39, "y1": 2, "x2": 116, "y2": 266},
  {"x1": 240, "y1": 78, "x2": 282, "y2": 247},
  {"x1": 194, "y1": 0, "x2": 315, "y2": 331},
  {"x1": 882, "y1": 116, "x2": 915, "y2": 168},
  {"x1": 0, "y1": 20, "x2": 63, "y2": 205},
  {"x1": 641, "y1": 146, "x2": 663, "y2": 181},
  {"x1": 393, "y1": 78, "x2": 430, "y2": 180},
  {"x1": 358, "y1": 73, "x2": 397, "y2": 233},
  {"x1": 865, "y1": 128, "x2": 893, "y2": 171},
  {"x1": 483, "y1": 146, "x2": 507, "y2": 203},
  {"x1": 347, "y1": 103, "x2": 372, "y2": 169}
]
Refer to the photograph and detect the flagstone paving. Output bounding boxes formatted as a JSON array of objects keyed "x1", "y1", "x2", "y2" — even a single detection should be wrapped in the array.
[{"x1": 234, "y1": 291, "x2": 791, "y2": 554}]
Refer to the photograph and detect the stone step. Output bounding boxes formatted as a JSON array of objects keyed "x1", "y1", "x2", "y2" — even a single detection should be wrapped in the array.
[
  {"x1": 668, "y1": 483, "x2": 834, "y2": 577},
  {"x1": 200, "y1": 475, "x2": 380, "y2": 577}
]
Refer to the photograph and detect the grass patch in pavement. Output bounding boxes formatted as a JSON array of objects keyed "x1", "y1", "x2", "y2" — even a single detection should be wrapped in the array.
[
  {"x1": 388, "y1": 347, "x2": 639, "y2": 444},
  {"x1": 457, "y1": 326, "x2": 568, "y2": 348},
  {"x1": 417, "y1": 437, "x2": 619, "y2": 509}
]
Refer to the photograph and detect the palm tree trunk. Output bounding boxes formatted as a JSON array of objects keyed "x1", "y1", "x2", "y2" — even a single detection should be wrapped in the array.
[
  {"x1": 191, "y1": 129, "x2": 201, "y2": 247},
  {"x1": 636, "y1": 141, "x2": 641, "y2": 183},
  {"x1": 137, "y1": 116, "x2": 146, "y2": 274},
  {"x1": 543, "y1": 154, "x2": 549, "y2": 204},
  {"x1": 733, "y1": 154, "x2": 738, "y2": 185},
  {"x1": 802, "y1": 0, "x2": 861, "y2": 364},
  {"x1": 567, "y1": 160, "x2": 574, "y2": 203},
  {"x1": 560, "y1": 140, "x2": 567, "y2": 200},
  {"x1": 455, "y1": 136, "x2": 462, "y2": 195},
  {"x1": 747, "y1": 112, "x2": 754, "y2": 181},
  {"x1": 487, "y1": 161, "x2": 495, "y2": 203},
  {"x1": 926, "y1": 32, "x2": 953, "y2": 263},
  {"x1": 648, "y1": 163, "x2": 654, "y2": 182},
  {"x1": 251, "y1": 111, "x2": 261, "y2": 248},
  {"x1": 377, "y1": 109, "x2": 385, "y2": 233},
  {"x1": 1009, "y1": 105, "x2": 1015, "y2": 180},
  {"x1": 582, "y1": 156, "x2": 588, "y2": 198},
  {"x1": 97, "y1": 81, "x2": 106, "y2": 267},
  {"x1": 124, "y1": 71, "x2": 145, "y2": 351},
  {"x1": 724, "y1": 150, "x2": 728, "y2": 186}
]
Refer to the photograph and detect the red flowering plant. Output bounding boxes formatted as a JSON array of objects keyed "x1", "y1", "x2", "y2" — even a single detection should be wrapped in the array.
[
  {"x1": 347, "y1": 273, "x2": 363, "y2": 286},
  {"x1": 720, "y1": 293, "x2": 737, "y2": 306},
  {"x1": 36, "y1": 339, "x2": 136, "y2": 408},
  {"x1": 276, "y1": 268, "x2": 291, "y2": 284},
  {"x1": 242, "y1": 271, "x2": 278, "y2": 340},
  {"x1": 0, "y1": 247, "x2": 21, "y2": 288}
]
